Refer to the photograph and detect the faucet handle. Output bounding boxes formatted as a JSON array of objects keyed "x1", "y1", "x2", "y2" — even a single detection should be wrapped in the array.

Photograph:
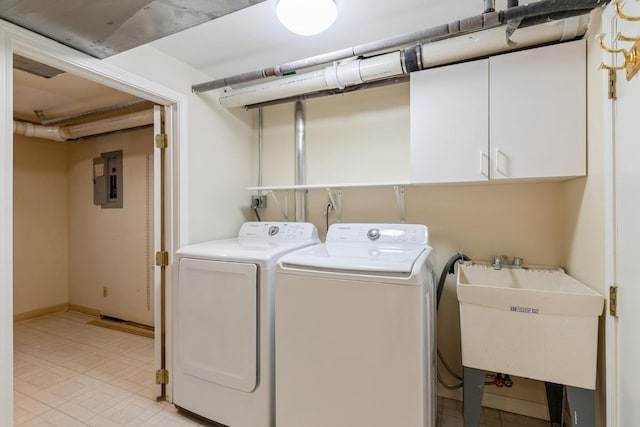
[
  {"x1": 513, "y1": 257, "x2": 523, "y2": 267},
  {"x1": 492, "y1": 255, "x2": 508, "y2": 270}
]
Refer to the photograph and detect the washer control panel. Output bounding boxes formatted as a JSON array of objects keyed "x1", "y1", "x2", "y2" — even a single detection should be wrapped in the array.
[
  {"x1": 327, "y1": 223, "x2": 428, "y2": 244},
  {"x1": 239, "y1": 222, "x2": 319, "y2": 240}
]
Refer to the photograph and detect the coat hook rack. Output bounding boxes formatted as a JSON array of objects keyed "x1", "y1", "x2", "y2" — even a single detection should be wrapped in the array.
[
  {"x1": 598, "y1": 32, "x2": 640, "y2": 80},
  {"x1": 615, "y1": 1, "x2": 640, "y2": 21},
  {"x1": 615, "y1": 32, "x2": 640, "y2": 43}
]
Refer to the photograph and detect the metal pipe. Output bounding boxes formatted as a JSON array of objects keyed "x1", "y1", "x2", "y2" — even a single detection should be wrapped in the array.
[
  {"x1": 194, "y1": 11, "x2": 499, "y2": 92},
  {"x1": 258, "y1": 107, "x2": 264, "y2": 194},
  {"x1": 501, "y1": 0, "x2": 606, "y2": 21},
  {"x1": 294, "y1": 101, "x2": 307, "y2": 222},
  {"x1": 244, "y1": 75, "x2": 409, "y2": 110},
  {"x1": 484, "y1": 0, "x2": 495, "y2": 13},
  {"x1": 34, "y1": 99, "x2": 151, "y2": 126},
  {"x1": 192, "y1": 0, "x2": 608, "y2": 94},
  {"x1": 220, "y1": 10, "x2": 590, "y2": 109},
  {"x1": 220, "y1": 50, "x2": 408, "y2": 108}
]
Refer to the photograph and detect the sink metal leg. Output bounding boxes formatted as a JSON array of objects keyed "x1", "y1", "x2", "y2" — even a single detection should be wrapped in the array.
[
  {"x1": 463, "y1": 366, "x2": 485, "y2": 427},
  {"x1": 566, "y1": 386, "x2": 595, "y2": 427},
  {"x1": 545, "y1": 382, "x2": 564, "y2": 427}
]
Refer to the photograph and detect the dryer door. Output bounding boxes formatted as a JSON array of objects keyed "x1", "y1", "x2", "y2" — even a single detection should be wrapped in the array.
[{"x1": 177, "y1": 258, "x2": 258, "y2": 392}]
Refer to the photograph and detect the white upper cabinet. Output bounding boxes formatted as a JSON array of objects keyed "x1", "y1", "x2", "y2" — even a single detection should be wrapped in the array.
[
  {"x1": 410, "y1": 59, "x2": 489, "y2": 183},
  {"x1": 489, "y1": 40, "x2": 586, "y2": 180},
  {"x1": 410, "y1": 39, "x2": 586, "y2": 184}
]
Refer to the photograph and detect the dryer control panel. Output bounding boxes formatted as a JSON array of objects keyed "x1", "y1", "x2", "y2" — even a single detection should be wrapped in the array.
[
  {"x1": 239, "y1": 222, "x2": 319, "y2": 240},
  {"x1": 326, "y1": 223, "x2": 428, "y2": 245}
]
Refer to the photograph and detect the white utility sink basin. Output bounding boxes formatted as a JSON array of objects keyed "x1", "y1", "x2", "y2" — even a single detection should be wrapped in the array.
[{"x1": 457, "y1": 261, "x2": 604, "y2": 389}]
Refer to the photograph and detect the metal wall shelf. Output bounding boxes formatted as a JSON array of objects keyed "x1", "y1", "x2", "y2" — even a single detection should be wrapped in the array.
[{"x1": 248, "y1": 182, "x2": 410, "y2": 223}]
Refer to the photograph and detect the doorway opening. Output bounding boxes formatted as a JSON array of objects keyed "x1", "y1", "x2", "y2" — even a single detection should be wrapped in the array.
[{"x1": 5, "y1": 31, "x2": 184, "y2": 423}]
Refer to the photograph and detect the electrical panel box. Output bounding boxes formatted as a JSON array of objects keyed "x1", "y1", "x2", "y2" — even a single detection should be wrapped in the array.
[{"x1": 93, "y1": 150, "x2": 123, "y2": 209}]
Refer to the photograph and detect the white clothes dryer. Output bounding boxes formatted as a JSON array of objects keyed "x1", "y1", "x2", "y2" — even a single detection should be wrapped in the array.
[
  {"x1": 173, "y1": 222, "x2": 319, "y2": 427},
  {"x1": 275, "y1": 223, "x2": 436, "y2": 427}
]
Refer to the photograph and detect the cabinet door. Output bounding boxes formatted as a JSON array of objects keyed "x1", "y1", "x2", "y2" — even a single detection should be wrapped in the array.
[
  {"x1": 410, "y1": 59, "x2": 489, "y2": 183},
  {"x1": 489, "y1": 40, "x2": 586, "y2": 180}
]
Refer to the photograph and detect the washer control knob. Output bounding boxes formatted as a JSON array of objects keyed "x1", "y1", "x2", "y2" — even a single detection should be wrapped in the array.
[
  {"x1": 367, "y1": 228, "x2": 380, "y2": 241},
  {"x1": 268, "y1": 225, "x2": 280, "y2": 236}
]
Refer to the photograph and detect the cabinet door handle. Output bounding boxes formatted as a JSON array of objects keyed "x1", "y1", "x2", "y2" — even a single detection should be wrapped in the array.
[
  {"x1": 495, "y1": 148, "x2": 508, "y2": 176},
  {"x1": 480, "y1": 151, "x2": 489, "y2": 178}
]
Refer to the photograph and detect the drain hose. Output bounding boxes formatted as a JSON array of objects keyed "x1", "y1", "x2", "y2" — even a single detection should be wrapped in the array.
[{"x1": 436, "y1": 253, "x2": 469, "y2": 389}]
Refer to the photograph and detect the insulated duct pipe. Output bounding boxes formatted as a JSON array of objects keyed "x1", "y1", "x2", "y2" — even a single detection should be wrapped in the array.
[
  {"x1": 220, "y1": 51, "x2": 404, "y2": 108},
  {"x1": 294, "y1": 101, "x2": 307, "y2": 222},
  {"x1": 34, "y1": 99, "x2": 150, "y2": 126},
  {"x1": 219, "y1": 14, "x2": 590, "y2": 109},
  {"x1": 13, "y1": 109, "x2": 154, "y2": 141},
  {"x1": 193, "y1": 0, "x2": 609, "y2": 94}
]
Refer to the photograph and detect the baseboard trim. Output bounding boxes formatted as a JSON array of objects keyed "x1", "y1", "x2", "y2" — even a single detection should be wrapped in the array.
[
  {"x1": 438, "y1": 386, "x2": 550, "y2": 421},
  {"x1": 13, "y1": 303, "x2": 69, "y2": 322},
  {"x1": 67, "y1": 304, "x2": 101, "y2": 317},
  {"x1": 88, "y1": 319, "x2": 154, "y2": 338}
]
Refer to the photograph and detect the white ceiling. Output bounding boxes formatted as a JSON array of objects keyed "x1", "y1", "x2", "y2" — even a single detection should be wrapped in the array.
[
  {"x1": 150, "y1": 0, "x2": 492, "y2": 81},
  {"x1": 13, "y1": 69, "x2": 139, "y2": 122},
  {"x1": 12, "y1": 0, "x2": 507, "y2": 122}
]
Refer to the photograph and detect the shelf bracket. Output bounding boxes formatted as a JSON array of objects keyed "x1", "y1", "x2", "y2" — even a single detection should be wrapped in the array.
[
  {"x1": 328, "y1": 189, "x2": 343, "y2": 223},
  {"x1": 268, "y1": 190, "x2": 289, "y2": 220},
  {"x1": 326, "y1": 188, "x2": 343, "y2": 222},
  {"x1": 394, "y1": 185, "x2": 406, "y2": 223}
]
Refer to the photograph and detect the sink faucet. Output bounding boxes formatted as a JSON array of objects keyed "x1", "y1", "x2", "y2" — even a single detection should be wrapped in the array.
[{"x1": 492, "y1": 255, "x2": 523, "y2": 270}]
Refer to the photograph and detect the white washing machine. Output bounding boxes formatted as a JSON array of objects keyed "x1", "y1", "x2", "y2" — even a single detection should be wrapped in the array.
[
  {"x1": 173, "y1": 221, "x2": 319, "y2": 427},
  {"x1": 275, "y1": 223, "x2": 436, "y2": 427}
]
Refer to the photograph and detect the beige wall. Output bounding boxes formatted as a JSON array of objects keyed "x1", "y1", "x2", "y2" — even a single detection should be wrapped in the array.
[
  {"x1": 13, "y1": 136, "x2": 69, "y2": 316},
  {"x1": 562, "y1": 15, "x2": 607, "y2": 426},
  {"x1": 260, "y1": 84, "x2": 410, "y2": 186},
  {"x1": 13, "y1": 128, "x2": 155, "y2": 326},
  {"x1": 563, "y1": 13, "x2": 606, "y2": 298},
  {"x1": 105, "y1": 47, "x2": 255, "y2": 243},
  {"x1": 67, "y1": 127, "x2": 154, "y2": 325}
]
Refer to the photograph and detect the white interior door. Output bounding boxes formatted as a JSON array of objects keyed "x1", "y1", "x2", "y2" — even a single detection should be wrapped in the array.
[{"x1": 604, "y1": 3, "x2": 640, "y2": 426}]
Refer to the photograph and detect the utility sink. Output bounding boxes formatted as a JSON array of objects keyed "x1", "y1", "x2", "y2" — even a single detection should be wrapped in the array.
[{"x1": 457, "y1": 261, "x2": 604, "y2": 389}]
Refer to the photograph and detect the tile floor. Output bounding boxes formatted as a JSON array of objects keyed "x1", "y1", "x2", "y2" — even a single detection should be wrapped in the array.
[{"x1": 13, "y1": 310, "x2": 551, "y2": 426}]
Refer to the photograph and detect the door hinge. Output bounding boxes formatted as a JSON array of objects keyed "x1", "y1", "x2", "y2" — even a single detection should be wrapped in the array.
[
  {"x1": 610, "y1": 285, "x2": 618, "y2": 317},
  {"x1": 156, "y1": 369, "x2": 169, "y2": 385},
  {"x1": 608, "y1": 69, "x2": 617, "y2": 100},
  {"x1": 155, "y1": 251, "x2": 169, "y2": 267},
  {"x1": 155, "y1": 133, "x2": 168, "y2": 149}
]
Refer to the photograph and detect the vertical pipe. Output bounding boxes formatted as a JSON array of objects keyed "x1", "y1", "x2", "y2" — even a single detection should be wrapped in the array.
[
  {"x1": 483, "y1": 0, "x2": 495, "y2": 12},
  {"x1": 294, "y1": 101, "x2": 307, "y2": 222},
  {"x1": 258, "y1": 108, "x2": 264, "y2": 194}
]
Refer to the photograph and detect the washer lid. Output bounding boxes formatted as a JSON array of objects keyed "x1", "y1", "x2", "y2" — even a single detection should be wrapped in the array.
[
  {"x1": 176, "y1": 222, "x2": 319, "y2": 265},
  {"x1": 279, "y1": 242, "x2": 428, "y2": 274}
]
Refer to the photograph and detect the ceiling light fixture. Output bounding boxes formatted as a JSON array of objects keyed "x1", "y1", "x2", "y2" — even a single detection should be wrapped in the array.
[{"x1": 276, "y1": 0, "x2": 337, "y2": 36}]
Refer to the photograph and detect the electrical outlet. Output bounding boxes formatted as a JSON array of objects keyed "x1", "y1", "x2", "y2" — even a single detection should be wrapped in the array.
[
  {"x1": 251, "y1": 195, "x2": 267, "y2": 208},
  {"x1": 102, "y1": 286, "x2": 108, "y2": 298}
]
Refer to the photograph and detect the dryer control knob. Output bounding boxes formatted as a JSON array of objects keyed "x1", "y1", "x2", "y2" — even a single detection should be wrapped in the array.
[
  {"x1": 268, "y1": 225, "x2": 280, "y2": 236},
  {"x1": 367, "y1": 228, "x2": 380, "y2": 241}
]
